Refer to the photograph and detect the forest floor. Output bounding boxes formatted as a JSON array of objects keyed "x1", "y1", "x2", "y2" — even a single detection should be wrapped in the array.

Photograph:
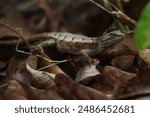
[{"x1": 0, "y1": 0, "x2": 150, "y2": 99}]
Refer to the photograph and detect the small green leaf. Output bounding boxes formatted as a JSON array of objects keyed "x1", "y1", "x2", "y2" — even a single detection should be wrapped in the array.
[{"x1": 135, "y1": 2, "x2": 150, "y2": 51}]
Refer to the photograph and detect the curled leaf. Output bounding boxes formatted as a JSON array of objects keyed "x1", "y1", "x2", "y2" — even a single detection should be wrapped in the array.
[
  {"x1": 26, "y1": 64, "x2": 56, "y2": 89},
  {"x1": 139, "y1": 49, "x2": 150, "y2": 68},
  {"x1": 4, "y1": 80, "x2": 28, "y2": 100},
  {"x1": 75, "y1": 59, "x2": 101, "y2": 83}
]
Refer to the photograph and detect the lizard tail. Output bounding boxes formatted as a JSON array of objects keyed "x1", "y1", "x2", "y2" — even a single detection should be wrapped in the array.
[{"x1": 0, "y1": 30, "x2": 50, "y2": 46}]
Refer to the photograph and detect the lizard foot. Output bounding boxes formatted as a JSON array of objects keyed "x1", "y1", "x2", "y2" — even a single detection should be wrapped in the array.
[{"x1": 77, "y1": 54, "x2": 92, "y2": 66}]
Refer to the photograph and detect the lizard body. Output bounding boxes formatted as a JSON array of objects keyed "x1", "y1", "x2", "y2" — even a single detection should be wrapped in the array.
[{"x1": 0, "y1": 30, "x2": 125, "y2": 56}]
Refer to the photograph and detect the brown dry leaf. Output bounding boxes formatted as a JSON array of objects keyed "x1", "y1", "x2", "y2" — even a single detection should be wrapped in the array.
[
  {"x1": 26, "y1": 55, "x2": 38, "y2": 69},
  {"x1": 103, "y1": 66, "x2": 137, "y2": 81},
  {"x1": 98, "y1": 43, "x2": 131, "y2": 61},
  {"x1": 5, "y1": 55, "x2": 37, "y2": 86},
  {"x1": 139, "y1": 49, "x2": 150, "y2": 68},
  {"x1": 4, "y1": 80, "x2": 28, "y2": 100},
  {"x1": 102, "y1": 66, "x2": 137, "y2": 98},
  {"x1": 139, "y1": 68, "x2": 150, "y2": 86},
  {"x1": 4, "y1": 80, "x2": 63, "y2": 100},
  {"x1": 111, "y1": 55, "x2": 135, "y2": 71},
  {"x1": 83, "y1": 74, "x2": 113, "y2": 94},
  {"x1": 55, "y1": 73, "x2": 109, "y2": 100},
  {"x1": 6, "y1": 57, "x2": 32, "y2": 85},
  {"x1": 26, "y1": 64, "x2": 56, "y2": 89},
  {"x1": 6, "y1": 54, "x2": 57, "y2": 90},
  {"x1": 54, "y1": 74, "x2": 77, "y2": 99},
  {"x1": 75, "y1": 59, "x2": 101, "y2": 83},
  {"x1": 27, "y1": 85, "x2": 63, "y2": 100},
  {"x1": 122, "y1": 32, "x2": 138, "y2": 54},
  {"x1": 117, "y1": 88, "x2": 150, "y2": 100},
  {"x1": 138, "y1": 49, "x2": 150, "y2": 86}
]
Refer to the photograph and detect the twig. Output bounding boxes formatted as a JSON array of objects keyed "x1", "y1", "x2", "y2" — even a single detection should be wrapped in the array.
[
  {"x1": 0, "y1": 83, "x2": 8, "y2": 88},
  {"x1": 0, "y1": 22, "x2": 32, "y2": 50},
  {"x1": 0, "y1": 22, "x2": 70, "y2": 71},
  {"x1": 89, "y1": 0, "x2": 112, "y2": 14},
  {"x1": 38, "y1": 59, "x2": 72, "y2": 71},
  {"x1": 89, "y1": 0, "x2": 137, "y2": 28}
]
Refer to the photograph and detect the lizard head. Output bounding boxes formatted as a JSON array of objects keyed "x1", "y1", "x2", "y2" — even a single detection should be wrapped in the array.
[{"x1": 99, "y1": 30, "x2": 126, "y2": 48}]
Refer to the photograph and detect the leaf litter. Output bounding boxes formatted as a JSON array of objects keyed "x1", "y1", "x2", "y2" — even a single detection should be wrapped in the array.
[{"x1": 0, "y1": 0, "x2": 150, "y2": 99}]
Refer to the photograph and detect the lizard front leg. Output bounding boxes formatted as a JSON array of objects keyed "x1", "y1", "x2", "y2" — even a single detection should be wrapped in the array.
[{"x1": 77, "y1": 50, "x2": 93, "y2": 65}]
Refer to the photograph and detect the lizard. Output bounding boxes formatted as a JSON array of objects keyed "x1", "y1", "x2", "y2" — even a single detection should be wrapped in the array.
[{"x1": 0, "y1": 30, "x2": 125, "y2": 57}]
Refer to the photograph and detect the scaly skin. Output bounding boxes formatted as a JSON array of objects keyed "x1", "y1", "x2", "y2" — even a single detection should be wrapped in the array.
[
  {"x1": 0, "y1": 30, "x2": 125, "y2": 56},
  {"x1": 37, "y1": 30, "x2": 125, "y2": 56}
]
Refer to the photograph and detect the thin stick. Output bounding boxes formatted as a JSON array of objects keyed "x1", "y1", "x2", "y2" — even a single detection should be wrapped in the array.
[
  {"x1": 108, "y1": 2, "x2": 137, "y2": 25},
  {"x1": 0, "y1": 83, "x2": 8, "y2": 88},
  {"x1": 89, "y1": 0, "x2": 136, "y2": 27},
  {"x1": 89, "y1": 0, "x2": 112, "y2": 14},
  {"x1": 0, "y1": 22, "x2": 32, "y2": 50},
  {"x1": 15, "y1": 39, "x2": 33, "y2": 55},
  {"x1": 38, "y1": 59, "x2": 72, "y2": 71},
  {"x1": 0, "y1": 22, "x2": 72, "y2": 71}
]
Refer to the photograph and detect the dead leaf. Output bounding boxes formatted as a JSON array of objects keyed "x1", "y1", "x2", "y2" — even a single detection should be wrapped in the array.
[
  {"x1": 139, "y1": 68, "x2": 150, "y2": 86},
  {"x1": 122, "y1": 32, "x2": 138, "y2": 54},
  {"x1": 103, "y1": 66, "x2": 137, "y2": 82},
  {"x1": 117, "y1": 88, "x2": 150, "y2": 100},
  {"x1": 75, "y1": 59, "x2": 101, "y2": 83},
  {"x1": 55, "y1": 73, "x2": 109, "y2": 99},
  {"x1": 98, "y1": 43, "x2": 131, "y2": 62},
  {"x1": 26, "y1": 64, "x2": 56, "y2": 89},
  {"x1": 4, "y1": 80, "x2": 63, "y2": 100},
  {"x1": 4, "y1": 80, "x2": 28, "y2": 100},
  {"x1": 26, "y1": 55, "x2": 38, "y2": 69},
  {"x1": 102, "y1": 66, "x2": 137, "y2": 98},
  {"x1": 5, "y1": 57, "x2": 32, "y2": 85},
  {"x1": 111, "y1": 55, "x2": 135, "y2": 71},
  {"x1": 139, "y1": 49, "x2": 150, "y2": 68},
  {"x1": 28, "y1": 85, "x2": 63, "y2": 100},
  {"x1": 138, "y1": 49, "x2": 150, "y2": 87}
]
